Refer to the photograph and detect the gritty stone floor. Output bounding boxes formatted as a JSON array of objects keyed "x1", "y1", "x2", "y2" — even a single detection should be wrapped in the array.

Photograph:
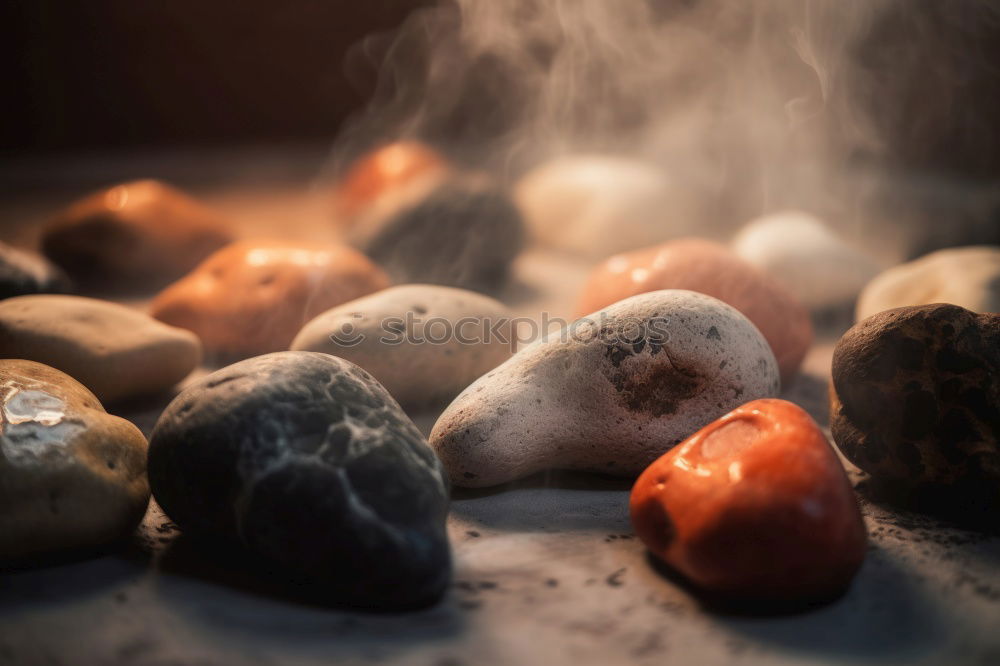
[{"x1": 1, "y1": 150, "x2": 999, "y2": 666}]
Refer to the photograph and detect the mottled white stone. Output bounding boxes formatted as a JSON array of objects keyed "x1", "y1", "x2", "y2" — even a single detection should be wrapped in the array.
[{"x1": 430, "y1": 289, "x2": 780, "y2": 487}]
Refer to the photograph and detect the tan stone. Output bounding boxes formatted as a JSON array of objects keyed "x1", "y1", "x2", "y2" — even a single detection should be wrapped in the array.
[{"x1": 0, "y1": 295, "x2": 201, "y2": 404}]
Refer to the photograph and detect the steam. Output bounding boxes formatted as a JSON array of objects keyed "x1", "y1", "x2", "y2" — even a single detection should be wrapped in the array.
[{"x1": 331, "y1": 0, "x2": 1000, "y2": 258}]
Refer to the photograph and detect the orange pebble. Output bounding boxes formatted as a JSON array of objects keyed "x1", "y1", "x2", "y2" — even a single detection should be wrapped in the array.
[
  {"x1": 578, "y1": 239, "x2": 813, "y2": 385},
  {"x1": 151, "y1": 240, "x2": 390, "y2": 358},
  {"x1": 332, "y1": 141, "x2": 449, "y2": 223},
  {"x1": 630, "y1": 398, "x2": 866, "y2": 602}
]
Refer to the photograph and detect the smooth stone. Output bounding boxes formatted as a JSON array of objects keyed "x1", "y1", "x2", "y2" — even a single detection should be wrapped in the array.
[
  {"x1": 856, "y1": 246, "x2": 1000, "y2": 321},
  {"x1": 0, "y1": 242, "x2": 72, "y2": 299},
  {"x1": 42, "y1": 180, "x2": 234, "y2": 290},
  {"x1": 430, "y1": 290, "x2": 780, "y2": 488},
  {"x1": 151, "y1": 239, "x2": 391, "y2": 358},
  {"x1": 578, "y1": 238, "x2": 812, "y2": 385},
  {"x1": 0, "y1": 295, "x2": 201, "y2": 404},
  {"x1": 347, "y1": 175, "x2": 525, "y2": 292},
  {"x1": 147, "y1": 351, "x2": 451, "y2": 609},
  {"x1": 831, "y1": 304, "x2": 1000, "y2": 491},
  {"x1": 291, "y1": 284, "x2": 513, "y2": 409},
  {"x1": 0, "y1": 360, "x2": 149, "y2": 561},
  {"x1": 331, "y1": 141, "x2": 450, "y2": 225},
  {"x1": 631, "y1": 398, "x2": 866, "y2": 602},
  {"x1": 732, "y1": 211, "x2": 881, "y2": 311},
  {"x1": 514, "y1": 155, "x2": 700, "y2": 259}
]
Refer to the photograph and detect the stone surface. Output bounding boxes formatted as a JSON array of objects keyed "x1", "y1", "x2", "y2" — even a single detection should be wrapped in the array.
[
  {"x1": 831, "y1": 304, "x2": 1000, "y2": 490},
  {"x1": 430, "y1": 290, "x2": 780, "y2": 488},
  {"x1": 0, "y1": 241, "x2": 71, "y2": 299},
  {"x1": 732, "y1": 211, "x2": 881, "y2": 311},
  {"x1": 150, "y1": 239, "x2": 391, "y2": 358},
  {"x1": 578, "y1": 238, "x2": 813, "y2": 385},
  {"x1": 0, "y1": 359, "x2": 149, "y2": 561},
  {"x1": 331, "y1": 141, "x2": 450, "y2": 225},
  {"x1": 41, "y1": 180, "x2": 234, "y2": 290},
  {"x1": 0, "y1": 295, "x2": 201, "y2": 404},
  {"x1": 631, "y1": 398, "x2": 867, "y2": 602},
  {"x1": 514, "y1": 155, "x2": 701, "y2": 259},
  {"x1": 856, "y1": 246, "x2": 1000, "y2": 321},
  {"x1": 147, "y1": 351, "x2": 451, "y2": 609},
  {"x1": 291, "y1": 284, "x2": 513, "y2": 410},
  {"x1": 348, "y1": 175, "x2": 525, "y2": 292}
]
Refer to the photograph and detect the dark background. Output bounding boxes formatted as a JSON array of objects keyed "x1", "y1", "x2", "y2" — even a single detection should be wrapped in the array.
[
  {"x1": 0, "y1": 1, "x2": 427, "y2": 155},
  {"x1": 2, "y1": 0, "x2": 999, "y2": 182}
]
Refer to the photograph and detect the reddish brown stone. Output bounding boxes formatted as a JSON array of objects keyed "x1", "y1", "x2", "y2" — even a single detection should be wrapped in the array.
[
  {"x1": 831, "y1": 303, "x2": 1000, "y2": 489},
  {"x1": 578, "y1": 239, "x2": 813, "y2": 385},
  {"x1": 42, "y1": 180, "x2": 234, "y2": 290},
  {"x1": 150, "y1": 240, "x2": 390, "y2": 358},
  {"x1": 631, "y1": 398, "x2": 866, "y2": 602}
]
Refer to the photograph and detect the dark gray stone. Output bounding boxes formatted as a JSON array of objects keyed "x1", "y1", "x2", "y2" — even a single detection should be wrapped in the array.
[
  {"x1": 0, "y1": 242, "x2": 71, "y2": 299},
  {"x1": 147, "y1": 351, "x2": 451, "y2": 609},
  {"x1": 350, "y1": 177, "x2": 525, "y2": 292}
]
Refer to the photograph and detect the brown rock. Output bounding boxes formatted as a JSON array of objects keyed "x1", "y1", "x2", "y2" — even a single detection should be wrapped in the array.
[
  {"x1": 42, "y1": 180, "x2": 234, "y2": 290},
  {"x1": 578, "y1": 239, "x2": 812, "y2": 385},
  {"x1": 0, "y1": 360, "x2": 149, "y2": 561},
  {"x1": 830, "y1": 303, "x2": 1000, "y2": 489},
  {"x1": 631, "y1": 398, "x2": 866, "y2": 602},
  {"x1": 151, "y1": 239, "x2": 391, "y2": 358}
]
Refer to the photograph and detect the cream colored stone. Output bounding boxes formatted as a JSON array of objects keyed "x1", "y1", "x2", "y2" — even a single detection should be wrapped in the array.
[{"x1": 292, "y1": 285, "x2": 513, "y2": 409}]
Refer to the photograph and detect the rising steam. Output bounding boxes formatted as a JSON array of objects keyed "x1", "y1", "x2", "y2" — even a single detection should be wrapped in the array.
[{"x1": 331, "y1": 0, "x2": 1000, "y2": 258}]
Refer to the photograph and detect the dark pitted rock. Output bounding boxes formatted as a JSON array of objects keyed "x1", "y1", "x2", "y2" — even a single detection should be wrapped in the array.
[
  {"x1": 0, "y1": 242, "x2": 71, "y2": 299},
  {"x1": 830, "y1": 304, "x2": 1000, "y2": 490},
  {"x1": 348, "y1": 175, "x2": 525, "y2": 292},
  {"x1": 0, "y1": 360, "x2": 149, "y2": 561},
  {"x1": 147, "y1": 351, "x2": 451, "y2": 609}
]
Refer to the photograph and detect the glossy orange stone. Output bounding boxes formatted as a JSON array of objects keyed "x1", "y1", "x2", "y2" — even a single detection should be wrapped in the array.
[
  {"x1": 332, "y1": 141, "x2": 449, "y2": 223},
  {"x1": 630, "y1": 398, "x2": 866, "y2": 602},
  {"x1": 150, "y1": 240, "x2": 390, "y2": 358},
  {"x1": 578, "y1": 239, "x2": 813, "y2": 385}
]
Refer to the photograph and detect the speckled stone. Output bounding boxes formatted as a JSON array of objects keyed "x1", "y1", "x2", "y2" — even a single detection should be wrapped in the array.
[
  {"x1": 291, "y1": 284, "x2": 513, "y2": 409},
  {"x1": 150, "y1": 240, "x2": 391, "y2": 358},
  {"x1": 578, "y1": 238, "x2": 813, "y2": 385},
  {"x1": 0, "y1": 242, "x2": 71, "y2": 299},
  {"x1": 41, "y1": 180, "x2": 234, "y2": 290},
  {"x1": 830, "y1": 304, "x2": 1000, "y2": 490},
  {"x1": 147, "y1": 351, "x2": 451, "y2": 609},
  {"x1": 0, "y1": 295, "x2": 201, "y2": 404},
  {"x1": 430, "y1": 290, "x2": 780, "y2": 488},
  {"x1": 0, "y1": 360, "x2": 149, "y2": 561},
  {"x1": 632, "y1": 398, "x2": 866, "y2": 602},
  {"x1": 856, "y1": 246, "x2": 1000, "y2": 321},
  {"x1": 347, "y1": 176, "x2": 525, "y2": 292}
]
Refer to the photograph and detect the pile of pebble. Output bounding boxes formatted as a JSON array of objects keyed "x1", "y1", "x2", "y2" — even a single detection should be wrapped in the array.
[{"x1": 2, "y1": 143, "x2": 998, "y2": 610}]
